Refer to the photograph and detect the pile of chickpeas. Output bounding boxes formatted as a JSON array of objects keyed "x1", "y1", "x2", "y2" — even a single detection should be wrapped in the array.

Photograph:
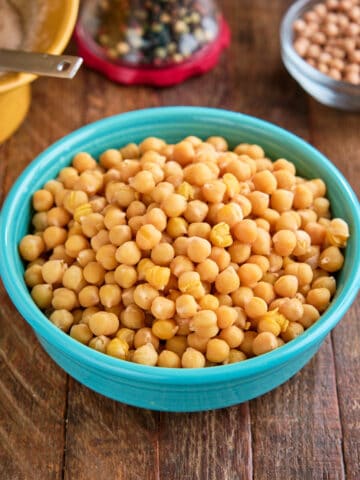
[
  {"x1": 19, "y1": 135, "x2": 349, "y2": 368},
  {"x1": 293, "y1": 0, "x2": 360, "y2": 84}
]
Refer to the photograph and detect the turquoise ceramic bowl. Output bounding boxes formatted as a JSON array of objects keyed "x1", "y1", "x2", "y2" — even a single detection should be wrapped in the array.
[{"x1": 1, "y1": 107, "x2": 359, "y2": 412}]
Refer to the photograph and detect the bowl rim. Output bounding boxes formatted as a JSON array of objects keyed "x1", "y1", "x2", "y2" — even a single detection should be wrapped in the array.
[
  {"x1": 0, "y1": 0, "x2": 80, "y2": 94},
  {"x1": 280, "y1": 0, "x2": 360, "y2": 95},
  {"x1": 1, "y1": 106, "x2": 360, "y2": 385}
]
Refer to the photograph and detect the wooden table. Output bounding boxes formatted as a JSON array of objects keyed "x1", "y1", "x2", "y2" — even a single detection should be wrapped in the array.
[{"x1": 1, "y1": 1, "x2": 359, "y2": 478}]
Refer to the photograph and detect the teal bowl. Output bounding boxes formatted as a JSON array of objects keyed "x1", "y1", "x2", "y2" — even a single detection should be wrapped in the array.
[{"x1": 1, "y1": 107, "x2": 359, "y2": 412}]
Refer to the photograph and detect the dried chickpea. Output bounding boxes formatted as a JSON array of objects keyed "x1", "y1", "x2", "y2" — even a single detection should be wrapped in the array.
[{"x1": 196, "y1": 259, "x2": 219, "y2": 282}]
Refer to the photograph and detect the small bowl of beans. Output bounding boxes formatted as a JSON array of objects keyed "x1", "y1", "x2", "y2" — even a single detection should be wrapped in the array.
[
  {"x1": 281, "y1": 0, "x2": 360, "y2": 110},
  {"x1": 1, "y1": 107, "x2": 360, "y2": 412}
]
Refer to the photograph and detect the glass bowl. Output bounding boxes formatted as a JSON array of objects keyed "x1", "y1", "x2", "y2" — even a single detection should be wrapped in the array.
[
  {"x1": 280, "y1": 0, "x2": 360, "y2": 111},
  {"x1": 1, "y1": 107, "x2": 360, "y2": 412}
]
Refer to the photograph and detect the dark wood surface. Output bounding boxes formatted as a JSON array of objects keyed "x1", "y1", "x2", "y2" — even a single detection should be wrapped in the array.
[{"x1": 1, "y1": 1, "x2": 359, "y2": 478}]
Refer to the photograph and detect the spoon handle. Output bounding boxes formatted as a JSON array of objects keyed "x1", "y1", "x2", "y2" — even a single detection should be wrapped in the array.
[{"x1": 0, "y1": 49, "x2": 83, "y2": 79}]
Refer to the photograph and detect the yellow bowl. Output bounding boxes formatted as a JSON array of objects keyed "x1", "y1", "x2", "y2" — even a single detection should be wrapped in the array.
[{"x1": 0, "y1": 0, "x2": 80, "y2": 143}]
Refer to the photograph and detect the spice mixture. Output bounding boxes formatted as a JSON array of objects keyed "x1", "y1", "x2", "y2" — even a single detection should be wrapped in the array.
[{"x1": 91, "y1": 0, "x2": 220, "y2": 66}]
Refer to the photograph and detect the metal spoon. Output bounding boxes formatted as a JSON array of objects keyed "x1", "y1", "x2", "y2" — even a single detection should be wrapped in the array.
[{"x1": 0, "y1": 49, "x2": 83, "y2": 79}]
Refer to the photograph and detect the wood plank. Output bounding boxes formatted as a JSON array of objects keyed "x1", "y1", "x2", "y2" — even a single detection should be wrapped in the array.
[
  {"x1": 0, "y1": 72, "x2": 85, "y2": 479},
  {"x1": 0, "y1": 281, "x2": 67, "y2": 480},
  {"x1": 63, "y1": 379, "x2": 159, "y2": 480},
  {"x1": 250, "y1": 337, "x2": 345, "y2": 480},
  {"x1": 309, "y1": 101, "x2": 360, "y2": 480},
  {"x1": 159, "y1": 404, "x2": 252, "y2": 480}
]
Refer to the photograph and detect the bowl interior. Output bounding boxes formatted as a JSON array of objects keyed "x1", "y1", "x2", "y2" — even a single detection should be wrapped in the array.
[{"x1": 1, "y1": 107, "x2": 360, "y2": 382}]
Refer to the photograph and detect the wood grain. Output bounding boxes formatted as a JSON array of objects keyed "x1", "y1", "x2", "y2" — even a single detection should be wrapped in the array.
[
  {"x1": 1, "y1": 1, "x2": 359, "y2": 479},
  {"x1": 309, "y1": 102, "x2": 360, "y2": 480}
]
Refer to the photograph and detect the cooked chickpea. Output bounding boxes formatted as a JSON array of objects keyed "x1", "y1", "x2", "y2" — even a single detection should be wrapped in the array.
[
  {"x1": 19, "y1": 235, "x2": 45, "y2": 261},
  {"x1": 21, "y1": 136, "x2": 349, "y2": 368},
  {"x1": 151, "y1": 297, "x2": 175, "y2": 320},
  {"x1": 187, "y1": 236, "x2": 211, "y2": 263},
  {"x1": 215, "y1": 267, "x2": 240, "y2": 294},
  {"x1": 252, "y1": 332, "x2": 278, "y2": 356},
  {"x1": 181, "y1": 348, "x2": 206, "y2": 368},
  {"x1": 115, "y1": 241, "x2": 141, "y2": 265},
  {"x1": 157, "y1": 350, "x2": 181, "y2": 368},
  {"x1": 31, "y1": 284, "x2": 53, "y2": 309},
  {"x1": 49, "y1": 309, "x2": 74, "y2": 332}
]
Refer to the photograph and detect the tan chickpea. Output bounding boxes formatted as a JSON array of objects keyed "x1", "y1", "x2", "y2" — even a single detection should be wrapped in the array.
[
  {"x1": 251, "y1": 228, "x2": 271, "y2": 256},
  {"x1": 274, "y1": 275, "x2": 298, "y2": 298},
  {"x1": 32, "y1": 189, "x2": 54, "y2": 212},
  {"x1": 281, "y1": 322, "x2": 304, "y2": 342},
  {"x1": 306, "y1": 288, "x2": 331, "y2": 312},
  {"x1": 50, "y1": 309, "x2": 74, "y2": 332},
  {"x1": 165, "y1": 336, "x2": 188, "y2": 357},
  {"x1": 273, "y1": 229, "x2": 297, "y2": 256},
  {"x1": 89, "y1": 335, "x2": 110, "y2": 353},
  {"x1": 19, "y1": 234, "x2": 45, "y2": 261},
  {"x1": 78, "y1": 285, "x2": 100, "y2": 308},
  {"x1": 41, "y1": 260, "x2": 67, "y2": 284},
  {"x1": 180, "y1": 347, "x2": 206, "y2": 368},
  {"x1": 119, "y1": 304, "x2": 145, "y2": 329},
  {"x1": 319, "y1": 246, "x2": 344, "y2": 272},
  {"x1": 215, "y1": 267, "x2": 240, "y2": 294},
  {"x1": 239, "y1": 331, "x2": 257, "y2": 357},
  {"x1": 31, "y1": 284, "x2": 53, "y2": 309},
  {"x1": 157, "y1": 350, "x2": 181, "y2": 368},
  {"x1": 244, "y1": 296, "x2": 268, "y2": 318},
  {"x1": 199, "y1": 294, "x2": 219, "y2": 311},
  {"x1": 170, "y1": 255, "x2": 194, "y2": 277},
  {"x1": 253, "y1": 282, "x2": 275, "y2": 304},
  {"x1": 252, "y1": 332, "x2": 278, "y2": 356},
  {"x1": 270, "y1": 189, "x2": 294, "y2": 212},
  {"x1": 190, "y1": 310, "x2": 218, "y2": 338},
  {"x1": 115, "y1": 241, "x2": 141, "y2": 265},
  {"x1": 70, "y1": 324, "x2": 93, "y2": 345},
  {"x1": 151, "y1": 297, "x2": 176, "y2": 320},
  {"x1": 152, "y1": 319, "x2": 178, "y2": 340}
]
